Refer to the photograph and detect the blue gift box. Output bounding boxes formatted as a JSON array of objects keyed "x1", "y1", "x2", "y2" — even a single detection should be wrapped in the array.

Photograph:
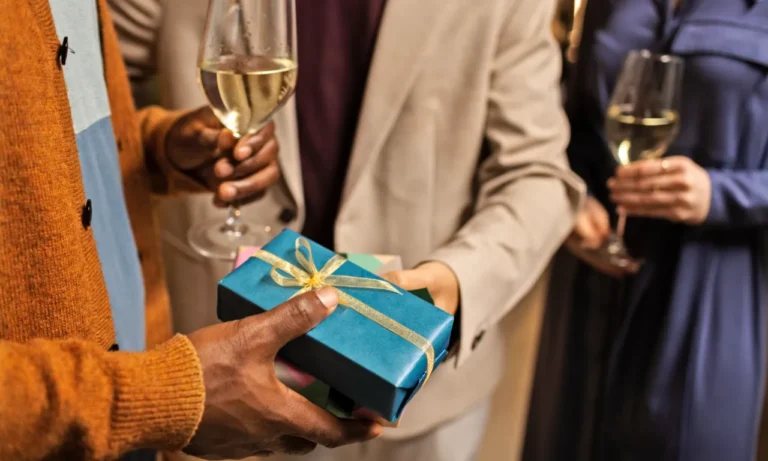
[{"x1": 218, "y1": 229, "x2": 454, "y2": 422}]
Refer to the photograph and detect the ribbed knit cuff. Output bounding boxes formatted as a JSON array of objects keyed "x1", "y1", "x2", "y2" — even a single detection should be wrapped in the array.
[{"x1": 107, "y1": 335, "x2": 205, "y2": 453}]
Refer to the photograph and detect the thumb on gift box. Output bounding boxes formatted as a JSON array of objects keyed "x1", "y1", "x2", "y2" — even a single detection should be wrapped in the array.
[
  {"x1": 185, "y1": 286, "x2": 379, "y2": 459},
  {"x1": 248, "y1": 287, "x2": 339, "y2": 356}
]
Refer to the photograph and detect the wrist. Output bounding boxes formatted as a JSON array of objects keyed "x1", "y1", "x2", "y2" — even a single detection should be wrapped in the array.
[
  {"x1": 164, "y1": 116, "x2": 213, "y2": 188},
  {"x1": 164, "y1": 117, "x2": 195, "y2": 173}
]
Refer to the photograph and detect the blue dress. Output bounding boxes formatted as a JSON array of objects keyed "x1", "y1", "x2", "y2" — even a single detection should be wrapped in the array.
[{"x1": 562, "y1": 0, "x2": 768, "y2": 460}]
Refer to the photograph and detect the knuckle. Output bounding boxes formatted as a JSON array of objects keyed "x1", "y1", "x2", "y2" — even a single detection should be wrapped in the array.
[
  {"x1": 236, "y1": 315, "x2": 281, "y2": 354},
  {"x1": 571, "y1": 225, "x2": 589, "y2": 241},
  {"x1": 387, "y1": 272, "x2": 404, "y2": 287},
  {"x1": 241, "y1": 178, "x2": 267, "y2": 195},
  {"x1": 251, "y1": 179, "x2": 271, "y2": 194},
  {"x1": 272, "y1": 167, "x2": 282, "y2": 181},
  {"x1": 285, "y1": 296, "x2": 318, "y2": 330},
  {"x1": 425, "y1": 271, "x2": 438, "y2": 288},
  {"x1": 677, "y1": 193, "x2": 693, "y2": 207},
  {"x1": 265, "y1": 138, "x2": 279, "y2": 152},
  {"x1": 575, "y1": 210, "x2": 590, "y2": 227},
  {"x1": 229, "y1": 318, "x2": 258, "y2": 357},
  {"x1": 681, "y1": 171, "x2": 694, "y2": 188},
  {"x1": 260, "y1": 325, "x2": 281, "y2": 350},
  {"x1": 239, "y1": 156, "x2": 258, "y2": 171},
  {"x1": 266, "y1": 165, "x2": 281, "y2": 183},
  {"x1": 230, "y1": 317, "x2": 249, "y2": 340}
]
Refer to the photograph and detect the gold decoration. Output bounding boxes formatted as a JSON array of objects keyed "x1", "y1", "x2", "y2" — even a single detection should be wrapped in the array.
[{"x1": 253, "y1": 237, "x2": 436, "y2": 381}]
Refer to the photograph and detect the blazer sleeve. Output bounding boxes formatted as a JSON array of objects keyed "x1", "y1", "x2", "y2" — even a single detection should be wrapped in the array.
[
  {"x1": 703, "y1": 169, "x2": 768, "y2": 227},
  {"x1": 427, "y1": 0, "x2": 585, "y2": 366},
  {"x1": 0, "y1": 335, "x2": 205, "y2": 461}
]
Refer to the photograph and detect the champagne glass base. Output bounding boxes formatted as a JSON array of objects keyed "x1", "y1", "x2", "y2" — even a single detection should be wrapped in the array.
[
  {"x1": 601, "y1": 233, "x2": 642, "y2": 269},
  {"x1": 188, "y1": 219, "x2": 273, "y2": 261}
]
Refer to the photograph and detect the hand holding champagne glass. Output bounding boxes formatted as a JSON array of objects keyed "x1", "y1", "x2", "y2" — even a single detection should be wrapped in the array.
[
  {"x1": 190, "y1": 0, "x2": 298, "y2": 260},
  {"x1": 599, "y1": 49, "x2": 684, "y2": 267}
]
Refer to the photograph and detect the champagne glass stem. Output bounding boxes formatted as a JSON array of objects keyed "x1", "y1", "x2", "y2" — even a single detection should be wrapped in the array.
[
  {"x1": 224, "y1": 204, "x2": 244, "y2": 236},
  {"x1": 222, "y1": 133, "x2": 245, "y2": 237},
  {"x1": 605, "y1": 209, "x2": 628, "y2": 259},
  {"x1": 616, "y1": 209, "x2": 627, "y2": 239}
]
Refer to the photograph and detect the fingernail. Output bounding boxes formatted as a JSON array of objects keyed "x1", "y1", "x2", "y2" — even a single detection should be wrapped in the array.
[
  {"x1": 315, "y1": 287, "x2": 338, "y2": 310},
  {"x1": 236, "y1": 146, "x2": 253, "y2": 161},
  {"x1": 370, "y1": 423, "x2": 383, "y2": 437}
]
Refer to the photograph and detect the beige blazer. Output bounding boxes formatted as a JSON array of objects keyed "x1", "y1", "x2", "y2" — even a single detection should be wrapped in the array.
[{"x1": 111, "y1": 0, "x2": 584, "y2": 439}]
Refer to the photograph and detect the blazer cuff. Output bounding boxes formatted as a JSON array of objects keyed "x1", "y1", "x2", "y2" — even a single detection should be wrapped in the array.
[
  {"x1": 106, "y1": 335, "x2": 205, "y2": 453},
  {"x1": 426, "y1": 246, "x2": 499, "y2": 368}
]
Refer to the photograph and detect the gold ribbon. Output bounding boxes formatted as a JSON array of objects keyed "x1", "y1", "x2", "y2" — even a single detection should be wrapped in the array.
[{"x1": 253, "y1": 237, "x2": 436, "y2": 381}]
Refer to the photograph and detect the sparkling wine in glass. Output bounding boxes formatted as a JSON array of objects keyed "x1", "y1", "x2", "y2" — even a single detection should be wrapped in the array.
[
  {"x1": 600, "y1": 50, "x2": 683, "y2": 267},
  {"x1": 189, "y1": 0, "x2": 297, "y2": 260}
]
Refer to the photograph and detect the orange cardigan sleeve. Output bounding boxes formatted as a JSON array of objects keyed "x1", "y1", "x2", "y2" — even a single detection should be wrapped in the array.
[
  {"x1": 138, "y1": 106, "x2": 209, "y2": 195},
  {"x1": 0, "y1": 335, "x2": 205, "y2": 461}
]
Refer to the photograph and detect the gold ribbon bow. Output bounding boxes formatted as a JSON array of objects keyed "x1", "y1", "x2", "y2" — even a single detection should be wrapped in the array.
[{"x1": 254, "y1": 238, "x2": 436, "y2": 381}]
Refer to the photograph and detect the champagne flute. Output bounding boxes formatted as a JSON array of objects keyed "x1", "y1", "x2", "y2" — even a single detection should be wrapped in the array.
[
  {"x1": 189, "y1": 0, "x2": 298, "y2": 260},
  {"x1": 601, "y1": 50, "x2": 683, "y2": 267}
]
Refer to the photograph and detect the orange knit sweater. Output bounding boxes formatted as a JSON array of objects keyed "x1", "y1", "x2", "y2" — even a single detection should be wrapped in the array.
[{"x1": 0, "y1": 0, "x2": 206, "y2": 459}]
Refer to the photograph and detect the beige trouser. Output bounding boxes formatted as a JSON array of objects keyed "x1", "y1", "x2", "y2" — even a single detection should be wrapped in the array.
[
  {"x1": 271, "y1": 401, "x2": 491, "y2": 461},
  {"x1": 166, "y1": 401, "x2": 490, "y2": 461}
]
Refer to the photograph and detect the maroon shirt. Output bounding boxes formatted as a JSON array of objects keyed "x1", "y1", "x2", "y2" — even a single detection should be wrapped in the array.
[{"x1": 296, "y1": 0, "x2": 388, "y2": 249}]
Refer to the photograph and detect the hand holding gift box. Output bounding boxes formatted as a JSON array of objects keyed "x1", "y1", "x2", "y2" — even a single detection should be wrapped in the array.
[
  {"x1": 220, "y1": 229, "x2": 453, "y2": 422},
  {"x1": 233, "y1": 246, "x2": 415, "y2": 426}
]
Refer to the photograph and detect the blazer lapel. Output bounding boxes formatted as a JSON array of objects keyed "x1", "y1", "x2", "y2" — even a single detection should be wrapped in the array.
[{"x1": 340, "y1": 0, "x2": 453, "y2": 203}]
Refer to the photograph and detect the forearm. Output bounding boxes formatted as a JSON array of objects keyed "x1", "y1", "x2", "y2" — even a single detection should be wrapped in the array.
[
  {"x1": 705, "y1": 169, "x2": 768, "y2": 227},
  {"x1": 429, "y1": 174, "x2": 580, "y2": 365},
  {"x1": 0, "y1": 335, "x2": 204, "y2": 461}
]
